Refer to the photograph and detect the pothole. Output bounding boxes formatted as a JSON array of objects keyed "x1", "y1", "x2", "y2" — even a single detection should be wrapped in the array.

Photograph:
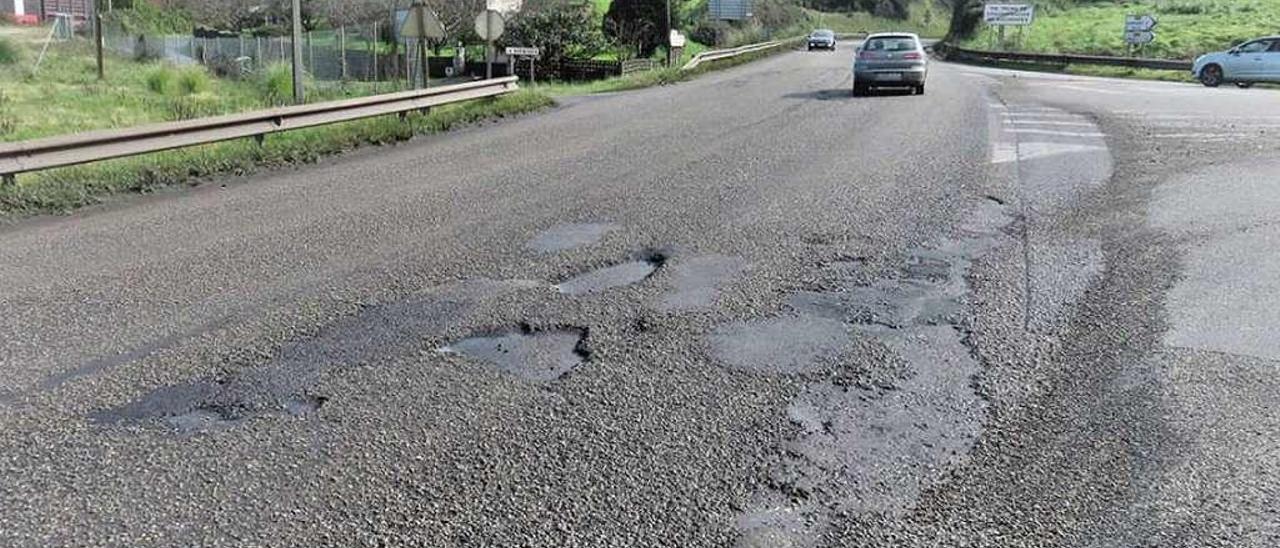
[
  {"x1": 708, "y1": 316, "x2": 852, "y2": 375},
  {"x1": 555, "y1": 250, "x2": 667, "y2": 295},
  {"x1": 526, "y1": 222, "x2": 617, "y2": 253},
  {"x1": 90, "y1": 278, "x2": 536, "y2": 433},
  {"x1": 440, "y1": 326, "x2": 589, "y2": 381}
]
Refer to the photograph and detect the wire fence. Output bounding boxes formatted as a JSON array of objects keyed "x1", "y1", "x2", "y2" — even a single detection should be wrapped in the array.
[{"x1": 100, "y1": 22, "x2": 502, "y2": 86}]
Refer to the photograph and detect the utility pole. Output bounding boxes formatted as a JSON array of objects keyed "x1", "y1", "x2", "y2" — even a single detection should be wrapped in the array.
[
  {"x1": 93, "y1": 0, "x2": 104, "y2": 80},
  {"x1": 666, "y1": 0, "x2": 672, "y2": 66},
  {"x1": 290, "y1": 0, "x2": 305, "y2": 103}
]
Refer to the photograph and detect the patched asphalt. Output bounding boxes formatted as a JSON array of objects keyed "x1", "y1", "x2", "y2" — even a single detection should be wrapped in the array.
[{"x1": 2, "y1": 51, "x2": 1279, "y2": 547}]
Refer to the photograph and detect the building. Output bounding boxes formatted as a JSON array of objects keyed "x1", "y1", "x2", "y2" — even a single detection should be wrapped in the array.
[{"x1": 1, "y1": 0, "x2": 94, "y2": 24}]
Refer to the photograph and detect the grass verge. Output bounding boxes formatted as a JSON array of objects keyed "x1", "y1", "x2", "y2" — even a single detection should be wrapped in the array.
[
  {"x1": 0, "y1": 90, "x2": 552, "y2": 217},
  {"x1": 960, "y1": 0, "x2": 1279, "y2": 60}
]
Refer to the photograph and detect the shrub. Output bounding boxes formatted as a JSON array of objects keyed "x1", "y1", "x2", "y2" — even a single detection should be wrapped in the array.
[
  {"x1": 502, "y1": 2, "x2": 608, "y2": 67},
  {"x1": 0, "y1": 37, "x2": 21, "y2": 65},
  {"x1": 145, "y1": 66, "x2": 178, "y2": 95},
  {"x1": 257, "y1": 63, "x2": 311, "y2": 105},
  {"x1": 176, "y1": 67, "x2": 212, "y2": 95}
]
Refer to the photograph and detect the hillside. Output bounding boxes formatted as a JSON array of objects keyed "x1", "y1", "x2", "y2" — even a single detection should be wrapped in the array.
[{"x1": 952, "y1": 0, "x2": 1279, "y2": 60}]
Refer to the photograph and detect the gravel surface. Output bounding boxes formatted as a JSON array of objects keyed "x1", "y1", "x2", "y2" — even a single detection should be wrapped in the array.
[{"x1": 2, "y1": 52, "x2": 1278, "y2": 546}]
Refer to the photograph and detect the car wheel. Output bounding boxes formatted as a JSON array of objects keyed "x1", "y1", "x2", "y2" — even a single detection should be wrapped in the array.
[
  {"x1": 1200, "y1": 64, "x2": 1223, "y2": 87},
  {"x1": 1237, "y1": 82, "x2": 1255, "y2": 89},
  {"x1": 852, "y1": 84, "x2": 865, "y2": 97},
  {"x1": 915, "y1": 84, "x2": 926, "y2": 95}
]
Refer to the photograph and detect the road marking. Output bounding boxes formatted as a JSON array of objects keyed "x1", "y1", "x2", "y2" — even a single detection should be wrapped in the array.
[
  {"x1": 1010, "y1": 120, "x2": 1096, "y2": 127},
  {"x1": 1012, "y1": 129, "x2": 1107, "y2": 138}
]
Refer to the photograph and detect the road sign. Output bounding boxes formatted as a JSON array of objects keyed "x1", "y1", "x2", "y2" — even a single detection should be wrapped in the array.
[
  {"x1": 505, "y1": 46, "x2": 540, "y2": 58},
  {"x1": 475, "y1": 10, "x2": 505, "y2": 41},
  {"x1": 984, "y1": 4, "x2": 1035, "y2": 26},
  {"x1": 399, "y1": 2, "x2": 445, "y2": 40},
  {"x1": 487, "y1": 0, "x2": 522, "y2": 14},
  {"x1": 1126, "y1": 31, "x2": 1155, "y2": 45},
  {"x1": 709, "y1": 0, "x2": 753, "y2": 21},
  {"x1": 1125, "y1": 15, "x2": 1158, "y2": 33}
]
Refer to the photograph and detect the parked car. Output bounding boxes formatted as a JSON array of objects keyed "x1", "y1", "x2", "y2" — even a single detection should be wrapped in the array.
[
  {"x1": 852, "y1": 33, "x2": 928, "y2": 96},
  {"x1": 1193, "y1": 36, "x2": 1280, "y2": 88},
  {"x1": 808, "y1": 30, "x2": 837, "y2": 51}
]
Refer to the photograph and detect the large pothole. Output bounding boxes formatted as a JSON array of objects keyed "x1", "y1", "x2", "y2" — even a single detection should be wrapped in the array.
[
  {"x1": 439, "y1": 326, "x2": 588, "y2": 382},
  {"x1": 91, "y1": 278, "x2": 537, "y2": 433}
]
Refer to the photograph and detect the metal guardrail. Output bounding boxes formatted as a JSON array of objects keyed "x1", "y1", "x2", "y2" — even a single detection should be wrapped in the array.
[
  {"x1": 0, "y1": 77, "x2": 520, "y2": 182},
  {"x1": 942, "y1": 45, "x2": 1192, "y2": 72},
  {"x1": 682, "y1": 39, "x2": 791, "y2": 71}
]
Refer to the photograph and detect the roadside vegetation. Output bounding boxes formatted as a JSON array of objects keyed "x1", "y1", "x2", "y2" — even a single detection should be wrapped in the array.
[{"x1": 950, "y1": 0, "x2": 1279, "y2": 59}]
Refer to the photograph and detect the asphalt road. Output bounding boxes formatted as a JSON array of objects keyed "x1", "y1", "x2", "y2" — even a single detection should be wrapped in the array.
[{"x1": 2, "y1": 49, "x2": 1278, "y2": 547}]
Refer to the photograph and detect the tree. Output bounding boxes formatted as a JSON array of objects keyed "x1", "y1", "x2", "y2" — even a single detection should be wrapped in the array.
[
  {"x1": 501, "y1": 1, "x2": 606, "y2": 64},
  {"x1": 603, "y1": 0, "x2": 666, "y2": 57}
]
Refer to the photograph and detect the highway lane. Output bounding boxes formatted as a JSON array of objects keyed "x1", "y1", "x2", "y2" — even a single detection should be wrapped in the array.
[{"x1": 1, "y1": 49, "x2": 1278, "y2": 546}]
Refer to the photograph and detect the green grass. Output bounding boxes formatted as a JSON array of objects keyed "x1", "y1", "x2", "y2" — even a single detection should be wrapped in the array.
[
  {"x1": 799, "y1": 4, "x2": 949, "y2": 38},
  {"x1": 0, "y1": 37, "x2": 20, "y2": 65},
  {"x1": 961, "y1": 0, "x2": 1280, "y2": 59},
  {"x1": 0, "y1": 90, "x2": 552, "y2": 216},
  {"x1": 0, "y1": 36, "x2": 553, "y2": 217}
]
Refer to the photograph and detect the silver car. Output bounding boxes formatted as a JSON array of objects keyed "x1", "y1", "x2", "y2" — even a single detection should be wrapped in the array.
[
  {"x1": 1193, "y1": 36, "x2": 1280, "y2": 88},
  {"x1": 853, "y1": 33, "x2": 928, "y2": 96},
  {"x1": 808, "y1": 29, "x2": 837, "y2": 51}
]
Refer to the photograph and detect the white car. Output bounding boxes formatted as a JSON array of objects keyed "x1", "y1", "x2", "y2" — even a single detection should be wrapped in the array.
[{"x1": 1193, "y1": 36, "x2": 1280, "y2": 88}]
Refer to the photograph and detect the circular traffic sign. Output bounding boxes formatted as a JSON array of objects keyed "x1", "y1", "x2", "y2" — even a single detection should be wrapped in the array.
[{"x1": 475, "y1": 10, "x2": 504, "y2": 41}]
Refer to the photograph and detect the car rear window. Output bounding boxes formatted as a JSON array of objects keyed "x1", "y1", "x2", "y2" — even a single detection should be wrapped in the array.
[
  {"x1": 864, "y1": 37, "x2": 919, "y2": 52},
  {"x1": 813, "y1": 30, "x2": 834, "y2": 38}
]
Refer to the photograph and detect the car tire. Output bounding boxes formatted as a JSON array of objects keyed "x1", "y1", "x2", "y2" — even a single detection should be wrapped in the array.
[
  {"x1": 1200, "y1": 64, "x2": 1223, "y2": 87},
  {"x1": 1237, "y1": 82, "x2": 1255, "y2": 89},
  {"x1": 915, "y1": 84, "x2": 926, "y2": 95},
  {"x1": 852, "y1": 84, "x2": 865, "y2": 97}
]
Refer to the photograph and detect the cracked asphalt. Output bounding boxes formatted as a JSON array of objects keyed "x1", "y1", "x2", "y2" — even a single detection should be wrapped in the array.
[{"x1": 2, "y1": 48, "x2": 1279, "y2": 547}]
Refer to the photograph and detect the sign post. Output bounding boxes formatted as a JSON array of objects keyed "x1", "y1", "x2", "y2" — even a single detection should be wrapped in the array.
[
  {"x1": 401, "y1": 1, "x2": 445, "y2": 88},
  {"x1": 1124, "y1": 15, "x2": 1157, "y2": 52},
  {"x1": 983, "y1": 3, "x2": 1035, "y2": 50},
  {"x1": 505, "y1": 46, "x2": 540, "y2": 84},
  {"x1": 475, "y1": 10, "x2": 505, "y2": 80}
]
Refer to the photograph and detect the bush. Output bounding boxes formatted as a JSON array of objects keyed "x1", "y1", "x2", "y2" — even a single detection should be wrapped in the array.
[
  {"x1": 176, "y1": 67, "x2": 212, "y2": 95},
  {"x1": 502, "y1": 2, "x2": 608, "y2": 67},
  {"x1": 145, "y1": 66, "x2": 178, "y2": 95},
  {"x1": 0, "y1": 37, "x2": 21, "y2": 65},
  {"x1": 257, "y1": 63, "x2": 311, "y2": 105},
  {"x1": 604, "y1": 0, "x2": 667, "y2": 57}
]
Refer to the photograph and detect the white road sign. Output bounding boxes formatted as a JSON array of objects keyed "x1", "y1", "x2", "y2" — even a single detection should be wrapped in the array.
[
  {"x1": 1125, "y1": 15, "x2": 1157, "y2": 33},
  {"x1": 475, "y1": 10, "x2": 505, "y2": 41},
  {"x1": 984, "y1": 4, "x2": 1035, "y2": 26},
  {"x1": 487, "y1": 0, "x2": 522, "y2": 14},
  {"x1": 505, "y1": 46, "x2": 540, "y2": 58},
  {"x1": 400, "y1": 3, "x2": 445, "y2": 40},
  {"x1": 1125, "y1": 31, "x2": 1155, "y2": 45}
]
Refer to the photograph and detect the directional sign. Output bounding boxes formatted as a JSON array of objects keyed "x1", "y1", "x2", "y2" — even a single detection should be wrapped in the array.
[
  {"x1": 486, "y1": 0, "x2": 523, "y2": 14},
  {"x1": 984, "y1": 4, "x2": 1035, "y2": 26},
  {"x1": 1126, "y1": 31, "x2": 1155, "y2": 45},
  {"x1": 505, "y1": 46, "x2": 540, "y2": 58},
  {"x1": 399, "y1": 2, "x2": 445, "y2": 40},
  {"x1": 1125, "y1": 15, "x2": 1158, "y2": 33},
  {"x1": 475, "y1": 10, "x2": 505, "y2": 41}
]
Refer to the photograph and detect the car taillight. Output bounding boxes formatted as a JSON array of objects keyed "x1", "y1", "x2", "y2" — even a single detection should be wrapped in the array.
[{"x1": 903, "y1": 52, "x2": 922, "y2": 60}]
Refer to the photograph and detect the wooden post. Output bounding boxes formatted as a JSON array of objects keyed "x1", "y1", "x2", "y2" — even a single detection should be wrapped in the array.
[
  {"x1": 93, "y1": 11, "x2": 104, "y2": 79},
  {"x1": 307, "y1": 31, "x2": 314, "y2": 76},
  {"x1": 339, "y1": 26, "x2": 348, "y2": 80},
  {"x1": 371, "y1": 22, "x2": 379, "y2": 93}
]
